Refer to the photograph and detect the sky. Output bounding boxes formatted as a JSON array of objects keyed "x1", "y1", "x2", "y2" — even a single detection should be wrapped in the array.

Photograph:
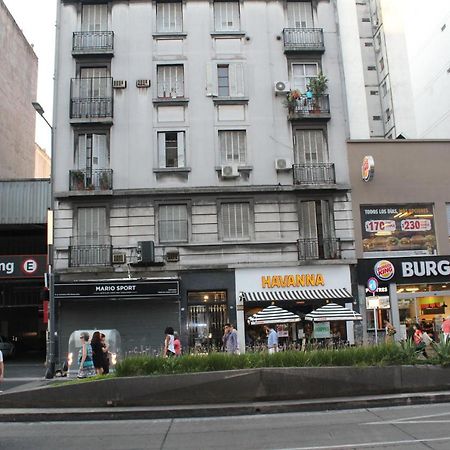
[{"x1": 3, "y1": 0, "x2": 56, "y2": 154}]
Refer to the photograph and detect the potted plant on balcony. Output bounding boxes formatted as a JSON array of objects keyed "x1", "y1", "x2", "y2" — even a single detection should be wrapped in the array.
[
  {"x1": 284, "y1": 89, "x2": 301, "y2": 114},
  {"x1": 72, "y1": 170, "x2": 85, "y2": 190},
  {"x1": 99, "y1": 171, "x2": 110, "y2": 190},
  {"x1": 309, "y1": 72, "x2": 328, "y2": 113}
]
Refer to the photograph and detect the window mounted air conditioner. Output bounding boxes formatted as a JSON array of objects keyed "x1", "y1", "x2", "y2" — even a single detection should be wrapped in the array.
[
  {"x1": 166, "y1": 250, "x2": 180, "y2": 263},
  {"x1": 112, "y1": 253, "x2": 126, "y2": 264},
  {"x1": 113, "y1": 80, "x2": 127, "y2": 89},
  {"x1": 136, "y1": 79, "x2": 151, "y2": 88},
  {"x1": 221, "y1": 165, "x2": 240, "y2": 178},
  {"x1": 274, "y1": 81, "x2": 290, "y2": 95},
  {"x1": 275, "y1": 158, "x2": 292, "y2": 171}
]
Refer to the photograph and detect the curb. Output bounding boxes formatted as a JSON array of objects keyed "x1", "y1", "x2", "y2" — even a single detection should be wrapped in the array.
[{"x1": 1, "y1": 391, "x2": 450, "y2": 422}]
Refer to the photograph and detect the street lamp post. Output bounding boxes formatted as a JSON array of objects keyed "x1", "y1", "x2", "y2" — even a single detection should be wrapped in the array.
[{"x1": 33, "y1": 101, "x2": 56, "y2": 379}]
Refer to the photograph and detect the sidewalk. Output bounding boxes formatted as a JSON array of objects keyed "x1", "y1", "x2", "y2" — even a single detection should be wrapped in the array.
[{"x1": 1, "y1": 390, "x2": 450, "y2": 422}]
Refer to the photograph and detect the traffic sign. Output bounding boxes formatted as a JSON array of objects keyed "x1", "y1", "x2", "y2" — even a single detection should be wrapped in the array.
[{"x1": 367, "y1": 277, "x2": 379, "y2": 293}]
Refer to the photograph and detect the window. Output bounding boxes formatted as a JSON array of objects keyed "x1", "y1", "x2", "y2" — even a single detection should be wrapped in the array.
[
  {"x1": 218, "y1": 130, "x2": 246, "y2": 164},
  {"x1": 81, "y1": 4, "x2": 108, "y2": 31},
  {"x1": 217, "y1": 63, "x2": 245, "y2": 97},
  {"x1": 157, "y1": 131, "x2": 185, "y2": 168},
  {"x1": 379, "y1": 57, "x2": 385, "y2": 71},
  {"x1": 214, "y1": 1, "x2": 240, "y2": 32},
  {"x1": 218, "y1": 65, "x2": 230, "y2": 96},
  {"x1": 156, "y1": 1, "x2": 182, "y2": 33},
  {"x1": 221, "y1": 202, "x2": 251, "y2": 240},
  {"x1": 294, "y1": 129, "x2": 328, "y2": 164},
  {"x1": 76, "y1": 133, "x2": 109, "y2": 170},
  {"x1": 381, "y1": 81, "x2": 387, "y2": 97},
  {"x1": 76, "y1": 207, "x2": 107, "y2": 245},
  {"x1": 79, "y1": 67, "x2": 110, "y2": 98},
  {"x1": 158, "y1": 204, "x2": 188, "y2": 243},
  {"x1": 157, "y1": 65, "x2": 184, "y2": 98},
  {"x1": 287, "y1": 1, "x2": 313, "y2": 28},
  {"x1": 291, "y1": 63, "x2": 318, "y2": 92}
]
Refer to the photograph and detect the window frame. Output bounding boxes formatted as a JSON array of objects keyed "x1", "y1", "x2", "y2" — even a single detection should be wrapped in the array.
[
  {"x1": 156, "y1": 64, "x2": 185, "y2": 99},
  {"x1": 74, "y1": 128, "x2": 110, "y2": 170},
  {"x1": 218, "y1": 129, "x2": 247, "y2": 165},
  {"x1": 156, "y1": 202, "x2": 190, "y2": 244},
  {"x1": 73, "y1": 204, "x2": 110, "y2": 245},
  {"x1": 293, "y1": 127, "x2": 329, "y2": 165},
  {"x1": 156, "y1": 130, "x2": 187, "y2": 169},
  {"x1": 156, "y1": 1, "x2": 183, "y2": 33},
  {"x1": 218, "y1": 199, "x2": 254, "y2": 241},
  {"x1": 213, "y1": 1, "x2": 241, "y2": 32},
  {"x1": 290, "y1": 61, "x2": 320, "y2": 93}
]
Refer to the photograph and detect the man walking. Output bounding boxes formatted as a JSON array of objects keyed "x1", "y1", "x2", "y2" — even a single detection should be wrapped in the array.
[
  {"x1": 442, "y1": 316, "x2": 450, "y2": 342},
  {"x1": 264, "y1": 325, "x2": 278, "y2": 354},
  {"x1": 223, "y1": 323, "x2": 239, "y2": 354}
]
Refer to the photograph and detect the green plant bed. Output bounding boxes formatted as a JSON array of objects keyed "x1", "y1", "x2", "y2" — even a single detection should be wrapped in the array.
[{"x1": 115, "y1": 343, "x2": 441, "y2": 378}]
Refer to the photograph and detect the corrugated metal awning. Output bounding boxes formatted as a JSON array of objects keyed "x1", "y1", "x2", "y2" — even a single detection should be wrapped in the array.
[
  {"x1": 0, "y1": 179, "x2": 50, "y2": 224},
  {"x1": 240, "y1": 288, "x2": 353, "y2": 302}
]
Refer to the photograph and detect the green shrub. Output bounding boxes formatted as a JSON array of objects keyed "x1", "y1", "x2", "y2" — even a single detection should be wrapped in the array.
[{"x1": 432, "y1": 336, "x2": 450, "y2": 367}]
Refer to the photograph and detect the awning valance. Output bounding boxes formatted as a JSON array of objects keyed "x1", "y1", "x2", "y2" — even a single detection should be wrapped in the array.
[{"x1": 240, "y1": 288, "x2": 352, "y2": 303}]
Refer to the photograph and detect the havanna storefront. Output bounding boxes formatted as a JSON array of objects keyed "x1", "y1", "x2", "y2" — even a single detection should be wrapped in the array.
[
  {"x1": 235, "y1": 265, "x2": 356, "y2": 353},
  {"x1": 357, "y1": 256, "x2": 450, "y2": 342}
]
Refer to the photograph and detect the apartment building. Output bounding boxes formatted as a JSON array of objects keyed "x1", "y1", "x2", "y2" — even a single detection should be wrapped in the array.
[
  {"x1": 52, "y1": 0, "x2": 359, "y2": 358},
  {"x1": 0, "y1": 0, "x2": 38, "y2": 178}
]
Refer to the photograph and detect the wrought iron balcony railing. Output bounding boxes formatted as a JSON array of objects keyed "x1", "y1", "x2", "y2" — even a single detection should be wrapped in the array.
[
  {"x1": 69, "y1": 235, "x2": 112, "y2": 267},
  {"x1": 283, "y1": 28, "x2": 325, "y2": 52},
  {"x1": 293, "y1": 163, "x2": 335, "y2": 185},
  {"x1": 72, "y1": 31, "x2": 114, "y2": 55},
  {"x1": 297, "y1": 238, "x2": 341, "y2": 260},
  {"x1": 70, "y1": 77, "x2": 113, "y2": 119},
  {"x1": 69, "y1": 169, "x2": 113, "y2": 191},
  {"x1": 288, "y1": 94, "x2": 330, "y2": 118}
]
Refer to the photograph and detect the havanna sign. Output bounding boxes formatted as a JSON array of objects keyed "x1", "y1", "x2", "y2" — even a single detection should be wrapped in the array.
[{"x1": 262, "y1": 273, "x2": 325, "y2": 288}]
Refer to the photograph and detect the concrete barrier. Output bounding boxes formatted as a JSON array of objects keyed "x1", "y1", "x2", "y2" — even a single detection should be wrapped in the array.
[{"x1": 0, "y1": 366, "x2": 449, "y2": 408}]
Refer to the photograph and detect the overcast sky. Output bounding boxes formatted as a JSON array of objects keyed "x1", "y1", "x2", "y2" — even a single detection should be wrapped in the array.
[{"x1": 3, "y1": 0, "x2": 56, "y2": 154}]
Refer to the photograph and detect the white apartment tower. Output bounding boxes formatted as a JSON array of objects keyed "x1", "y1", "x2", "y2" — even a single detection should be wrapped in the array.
[{"x1": 53, "y1": 0, "x2": 359, "y2": 358}]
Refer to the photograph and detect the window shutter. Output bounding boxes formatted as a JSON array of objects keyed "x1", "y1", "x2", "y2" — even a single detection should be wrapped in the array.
[
  {"x1": 82, "y1": 5, "x2": 108, "y2": 32},
  {"x1": 299, "y1": 201, "x2": 317, "y2": 239},
  {"x1": 177, "y1": 132, "x2": 185, "y2": 167},
  {"x1": 215, "y1": 2, "x2": 240, "y2": 31},
  {"x1": 206, "y1": 63, "x2": 218, "y2": 97},
  {"x1": 158, "y1": 132, "x2": 166, "y2": 168},
  {"x1": 287, "y1": 2, "x2": 313, "y2": 28},
  {"x1": 92, "y1": 134, "x2": 108, "y2": 169},
  {"x1": 77, "y1": 134, "x2": 87, "y2": 169},
  {"x1": 229, "y1": 63, "x2": 245, "y2": 97},
  {"x1": 77, "y1": 207, "x2": 106, "y2": 245},
  {"x1": 320, "y1": 200, "x2": 332, "y2": 239}
]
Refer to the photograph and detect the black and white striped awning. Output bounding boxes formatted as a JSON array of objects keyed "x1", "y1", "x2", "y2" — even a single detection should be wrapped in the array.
[
  {"x1": 305, "y1": 303, "x2": 362, "y2": 322},
  {"x1": 248, "y1": 305, "x2": 301, "y2": 325},
  {"x1": 240, "y1": 288, "x2": 352, "y2": 303}
]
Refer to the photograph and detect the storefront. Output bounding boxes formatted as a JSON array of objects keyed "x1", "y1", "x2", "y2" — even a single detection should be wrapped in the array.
[
  {"x1": 357, "y1": 256, "x2": 450, "y2": 342},
  {"x1": 235, "y1": 265, "x2": 356, "y2": 353},
  {"x1": 54, "y1": 278, "x2": 180, "y2": 361}
]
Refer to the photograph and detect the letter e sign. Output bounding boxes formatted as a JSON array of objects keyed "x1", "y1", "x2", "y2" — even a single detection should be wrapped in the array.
[{"x1": 21, "y1": 258, "x2": 38, "y2": 275}]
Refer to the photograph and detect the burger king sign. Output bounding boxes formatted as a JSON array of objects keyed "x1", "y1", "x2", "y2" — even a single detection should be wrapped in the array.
[
  {"x1": 362, "y1": 155, "x2": 375, "y2": 182},
  {"x1": 374, "y1": 259, "x2": 395, "y2": 281}
]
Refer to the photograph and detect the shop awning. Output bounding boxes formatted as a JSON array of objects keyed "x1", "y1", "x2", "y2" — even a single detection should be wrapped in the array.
[
  {"x1": 240, "y1": 288, "x2": 353, "y2": 303},
  {"x1": 248, "y1": 305, "x2": 301, "y2": 325},
  {"x1": 305, "y1": 303, "x2": 362, "y2": 322}
]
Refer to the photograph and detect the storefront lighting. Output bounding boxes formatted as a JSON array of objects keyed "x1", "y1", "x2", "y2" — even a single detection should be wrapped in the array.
[
  {"x1": 442, "y1": 285, "x2": 447, "y2": 288},
  {"x1": 397, "y1": 288, "x2": 405, "y2": 293},
  {"x1": 203, "y1": 295, "x2": 209, "y2": 301},
  {"x1": 405, "y1": 287, "x2": 419, "y2": 293},
  {"x1": 415, "y1": 214, "x2": 433, "y2": 218}
]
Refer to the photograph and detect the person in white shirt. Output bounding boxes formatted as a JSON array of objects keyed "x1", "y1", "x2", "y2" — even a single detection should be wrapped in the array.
[{"x1": 0, "y1": 350, "x2": 4, "y2": 383}]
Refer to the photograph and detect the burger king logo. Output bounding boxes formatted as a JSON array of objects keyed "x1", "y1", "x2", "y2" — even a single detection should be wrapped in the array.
[
  {"x1": 362, "y1": 156, "x2": 375, "y2": 182},
  {"x1": 374, "y1": 260, "x2": 395, "y2": 281}
]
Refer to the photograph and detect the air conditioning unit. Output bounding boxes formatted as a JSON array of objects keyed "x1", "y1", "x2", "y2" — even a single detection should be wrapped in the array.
[
  {"x1": 113, "y1": 80, "x2": 127, "y2": 89},
  {"x1": 274, "y1": 81, "x2": 290, "y2": 95},
  {"x1": 112, "y1": 253, "x2": 126, "y2": 264},
  {"x1": 221, "y1": 165, "x2": 239, "y2": 178},
  {"x1": 136, "y1": 79, "x2": 151, "y2": 88},
  {"x1": 166, "y1": 250, "x2": 180, "y2": 263},
  {"x1": 275, "y1": 158, "x2": 292, "y2": 171},
  {"x1": 137, "y1": 240, "x2": 155, "y2": 264}
]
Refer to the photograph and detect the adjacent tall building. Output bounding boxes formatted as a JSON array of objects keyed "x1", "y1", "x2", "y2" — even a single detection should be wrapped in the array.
[{"x1": 0, "y1": 0, "x2": 38, "y2": 178}]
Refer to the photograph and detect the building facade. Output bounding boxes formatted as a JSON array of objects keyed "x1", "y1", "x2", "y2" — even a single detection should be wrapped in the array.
[
  {"x1": 348, "y1": 140, "x2": 450, "y2": 344},
  {"x1": 52, "y1": 0, "x2": 362, "y2": 360},
  {"x1": 0, "y1": 0, "x2": 38, "y2": 178}
]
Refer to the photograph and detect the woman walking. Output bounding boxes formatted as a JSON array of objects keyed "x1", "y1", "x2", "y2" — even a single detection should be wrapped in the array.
[
  {"x1": 163, "y1": 327, "x2": 176, "y2": 357},
  {"x1": 413, "y1": 323, "x2": 428, "y2": 358},
  {"x1": 91, "y1": 331, "x2": 105, "y2": 375},
  {"x1": 77, "y1": 331, "x2": 95, "y2": 379}
]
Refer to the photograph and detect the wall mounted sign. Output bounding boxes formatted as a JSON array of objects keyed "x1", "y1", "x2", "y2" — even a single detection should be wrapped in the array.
[
  {"x1": 0, "y1": 255, "x2": 46, "y2": 279},
  {"x1": 362, "y1": 155, "x2": 375, "y2": 182}
]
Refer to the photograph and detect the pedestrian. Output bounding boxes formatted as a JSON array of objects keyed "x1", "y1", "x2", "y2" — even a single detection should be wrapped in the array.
[
  {"x1": 0, "y1": 349, "x2": 4, "y2": 384},
  {"x1": 305, "y1": 84, "x2": 313, "y2": 109},
  {"x1": 91, "y1": 331, "x2": 104, "y2": 375},
  {"x1": 412, "y1": 323, "x2": 427, "y2": 358},
  {"x1": 78, "y1": 331, "x2": 96, "y2": 379},
  {"x1": 384, "y1": 320, "x2": 396, "y2": 343},
  {"x1": 223, "y1": 323, "x2": 239, "y2": 354},
  {"x1": 173, "y1": 332, "x2": 182, "y2": 356},
  {"x1": 264, "y1": 325, "x2": 278, "y2": 354},
  {"x1": 442, "y1": 316, "x2": 450, "y2": 343},
  {"x1": 101, "y1": 333, "x2": 110, "y2": 375},
  {"x1": 163, "y1": 326, "x2": 176, "y2": 357}
]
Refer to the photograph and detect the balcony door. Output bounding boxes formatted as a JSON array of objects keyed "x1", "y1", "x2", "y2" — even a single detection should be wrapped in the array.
[
  {"x1": 291, "y1": 62, "x2": 318, "y2": 93},
  {"x1": 287, "y1": 2, "x2": 313, "y2": 28},
  {"x1": 77, "y1": 207, "x2": 107, "y2": 246},
  {"x1": 81, "y1": 4, "x2": 108, "y2": 31},
  {"x1": 76, "y1": 133, "x2": 109, "y2": 186},
  {"x1": 294, "y1": 129, "x2": 328, "y2": 164},
  {"x1": 80, "y1": 67, "x2": 109, "y2": 98}
]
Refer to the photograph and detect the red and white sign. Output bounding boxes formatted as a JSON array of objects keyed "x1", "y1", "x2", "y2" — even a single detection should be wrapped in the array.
[
  {"x1": 365, "y1": 220, "x2": 396, "y2": 233},
  {"x1": 21, "y1": 258, "x2": 39, "y2": 275},
  {"x1": 400, "y1": 219, "x2": 432, "y2": 232},
  {"x1": 374, "y1": 260, "x2": 395, "y2": 281}
]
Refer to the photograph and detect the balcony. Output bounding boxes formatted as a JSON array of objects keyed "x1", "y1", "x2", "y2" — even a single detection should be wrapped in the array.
[
  {"x1": 288, "y1": 94, "x2": 330, "y2": 121},
  {"x1": 293, "y1": 163, "x2": 335, "y2": 185},
  {"x1": 72, "y1": 31, "x2": 114, "y2": 56},
  {"x1": 69, "y1": 235, "x2": 112, "y2": 267},
  {"x1": 69, "y1": 169, "x2": 113, "y2": 191},
  {"x1": 297, "y1": 238, "x2": 341, "y2": 260},
  {"x1": 70, "y1": 77, "x2": 113, "y2": 122},
  {"x1": 283, "y1": 28, "x2": 325, "y2": 53}
]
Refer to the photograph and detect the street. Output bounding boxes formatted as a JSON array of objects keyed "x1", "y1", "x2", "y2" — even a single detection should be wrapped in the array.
[
  {"x1": 0, "y1": 355, "x2": 46, "y2": 392},
  {"x1": 0, "y1": 403, "x2": 450, "y2": 449}
]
